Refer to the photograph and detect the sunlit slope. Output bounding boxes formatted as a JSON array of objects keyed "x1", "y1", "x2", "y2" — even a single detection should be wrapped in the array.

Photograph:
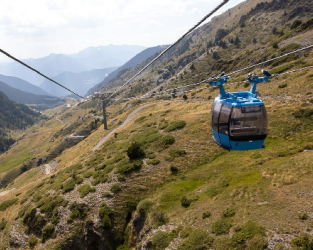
[
  {"x1": 0, "y1": 62, "x2": 312, "y2": 248},
  {"x1": 0, "y1": 0, "x2": 313, "y2": 248}
]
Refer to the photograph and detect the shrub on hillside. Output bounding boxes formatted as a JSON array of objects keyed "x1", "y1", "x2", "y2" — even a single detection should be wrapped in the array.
[
  {"x1": 165, "y1": 120, "x2": 186, "y2": 132},
  {"x1": 116, "y1": 159, "x2": 143, "y2": 174},
  {"x1": 0, "y1": 198, "x2": 18, "y2": 211},
  {"x1": 137, "y1": 199, "x2": 154, "y2": 217},
  {"x1": 207, "y1": 185, "x2": 222, "y2": 198},
  {"x1": 160, "y1": 135, "x2": 175, "y2": 146},
  {"x1": 231, "y1": 221, "x2": 267, "y2": 249},
  {"x1": 202, "y1": 211, "x2": 211, "y2": 219},
  {"x1": 213, "y1": 236, "x2": 232, "y2": 250},
  {"x1": 298, "y1": 213, "x2": 308, "y2": 221},
  {"x1": 92, "y1": 171, "x2": 108, "y2": 186},
  {"x1": 246, "y1": 234, "x2": 268, "y2": 250},
  {"x1": 135, "y1": 116, "x2": 146, "y2": 123},
  {"x1": 181, "y1": 196, "x2": 192, "y2": 208},
  {"x1": 127, "y1": 142, "x2": 145, "y2": 159},
  {"x1": 279, "y1": 43, "x2": 300, "y2": 53},
  {"x1": 0, "y1": 219, "x2": 7, "y2": 231},
  {"x1": 158, "y1": 120, "x2": 169, "y2": 130},
  {"x1": 110, "y1": 184, "x2": 122, "y2": 193},
  {"x1": 291, "y1": 234, "x2": 313, "y2": 249},
  {"x1": 41, "y1": 224, "x2": 56, "y2": 243},
  {"x1": 78, "y1": 184, "x2": 95, "y2": 198},
  {"x1": 152, "y1": 210, "x2": 168, "y2": 227},
  {"x1": 117, "y1": 245, "x2": 130, "y2": 250},
  {"x1": 39, "y1": 195, "x2": 68, "y2": 218},
  {"x1": 74, "y1": 176, "x2": 83, "y2": 184},
  {"x1": 291, "y1": 20, "x2": 302, "y2": 29},
  {"x1": 65, "y1": 163, "x2": 83, "y2": 173},
  {"x1": 23, "y1": 209, "x2": 47, "y2": 234},
  {"x1": 28, "y1": 235, "x2": 38, "y2": 249},
  {"x1": 147, "y1": 158, "x2": 160, "y2": 165},
  {"x1": 293, "y1": 108, "x2": 313, "y2": 119},
  {"x1": 169, "y1": 149, "x2": 186, "y2": 158},
  {"x1": 212, "y1": 219, "x2": 232, "y2": 235},
  {"x1": 213, "y1": 51, "x2": 220, "y2": 60},
  {"x1": 170, "y1": 166, "x2": 178, "y2": 175},
  {"x1": 222, "y1": 208, "x2": 236, "y2": 218},
  {"x1": 69, "y1": 202, "x2": 88, "y2": 220},
  {"x1": 83, "y1": 171, "x2": 94, "y2": 178},
  {"x1": 178, "y1": 229, "x2": 214, "y2": 250},
  {"x1": 99, "y1": 202, "x2": 113, "y2": 229},
  {"x1": 149, "y1": 230, "x2": 178, "y2": 250},
  {"x1": 272, "y1": 53, "x2": 297, "y2": 67},
  {"x1": 278, "y1": 83, "x2": 287, "y2": 89},
  {"x1": 62, "y1": 178, "x2": 75, "y2": 193}
]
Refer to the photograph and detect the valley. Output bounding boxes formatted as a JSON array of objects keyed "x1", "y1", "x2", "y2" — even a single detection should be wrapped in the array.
[{"x1": 0, "y1": 0, "x2": 313, "y2": 249}]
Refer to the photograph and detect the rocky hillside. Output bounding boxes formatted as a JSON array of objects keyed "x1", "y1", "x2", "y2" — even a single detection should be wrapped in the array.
[
  {"x1": 0, "y1": 91, "x2": 43, "y2": 153},
  {"x1": 0, "y1": 0, "x2": 313, "y2": 249},
  {"x1": 0, "y1": 45, "x2": 146, "y2": 86},
  {"x1": 100, "y1": 0, "x2": 313, "y2": 100},
  {"x1": 40, "y1": 67, "x2": 118, "y2": 97},
  {"x1": 87, "y1": 45, "x2": 168, "y2": 96},
  {"x1": 0, "y1": 74, "x2": 50, "y2": 96},
  {"x1": 0, "y1": 81, "x2": 65, "y2": 110}
]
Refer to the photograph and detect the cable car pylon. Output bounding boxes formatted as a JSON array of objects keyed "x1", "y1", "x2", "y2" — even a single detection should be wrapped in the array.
[{"x1": 93, "y1": 92, "x2": 110, "y2": 130}]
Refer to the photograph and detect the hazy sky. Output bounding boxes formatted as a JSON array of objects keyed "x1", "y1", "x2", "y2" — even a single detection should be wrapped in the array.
[{"x1": 0, "y1": 0, "x2": 244, "y2": 61}]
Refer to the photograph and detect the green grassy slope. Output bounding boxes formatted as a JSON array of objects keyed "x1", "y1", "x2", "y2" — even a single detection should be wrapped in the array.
[{"x1": 0, "y1": 0, "x2": 313, "y2": 249}]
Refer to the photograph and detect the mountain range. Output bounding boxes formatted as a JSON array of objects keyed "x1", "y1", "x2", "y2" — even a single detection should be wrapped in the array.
[
  {"x1": 86, "y1": 45, "x2": 167, "y2": 95},
  {"x1": 0, "y1": 81, "x2": 64, "y2": 109},
  {"x1": 0, "y1": 45, "x2": 146, "y2": 86},
  {"x1": 40, "y1": 67, "x2": 118, "y2": 97},
  {"x1": 0, "y1": 91, "x2": 43, "y2": 152},
  {"x1": 2, "y1": 0, "x2": 313, "y2": 248},
  {"x1": 0, "y1": 74, "x2": 50, "y2": 96}
]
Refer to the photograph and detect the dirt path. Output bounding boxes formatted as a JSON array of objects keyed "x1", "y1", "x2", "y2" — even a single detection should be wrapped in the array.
[
  {"x1": 91, "y1": 103, "x2": 155, "y2": 151},
  {"x1": 55, "y1": 117, "x2": 64, "y2": 124},
  {"x1": 91, "y1": 100, "x2": 209, "y2": 151},
  {"x1": 0, "y1": 188, "x2": 15, "y2": 197},
  {"x1": 45, "y1": 165, "x2": 51, "y2": 175},
  {"x1": 68, "y1": 134, "x2": 85, "y2": 139}
]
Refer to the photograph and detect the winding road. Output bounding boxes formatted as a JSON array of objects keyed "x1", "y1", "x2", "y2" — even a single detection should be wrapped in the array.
[{"x1": 91, "y1": 103, "x2": 155, "y2": 151}]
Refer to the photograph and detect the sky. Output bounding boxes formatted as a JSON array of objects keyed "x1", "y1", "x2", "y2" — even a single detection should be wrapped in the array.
[{"x1": 0, "y1": 0, "x2": 245, "y2": 62}]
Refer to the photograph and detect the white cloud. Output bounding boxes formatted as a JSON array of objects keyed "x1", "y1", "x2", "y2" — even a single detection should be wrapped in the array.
[
  {"x1": 0, "y1": 0, "x2": 245, "y2": 59},
  {"x1": 142, "y1": 20, "x2": 163, "y2": 28}
]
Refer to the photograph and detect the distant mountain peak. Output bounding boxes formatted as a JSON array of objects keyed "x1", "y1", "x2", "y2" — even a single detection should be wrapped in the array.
[{"x1": 0, "y1": 45, "x2": 147, "y2": 86}]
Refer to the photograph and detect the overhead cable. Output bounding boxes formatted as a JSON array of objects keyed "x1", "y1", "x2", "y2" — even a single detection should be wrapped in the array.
[
  {"x1": 145, "y1": 44, "x2": 313, "y2": 97},
  {"x1": 227, "y1": 44, "x2": 313, "y2": 76},
  {"x1": 114, "y1": 64, "x2": 313, "y2": 102},
  {"x1": 0, "y1": 49, "x2": 84, "y2": 98},
  {"x1": 108, "y1": 0, "x2": 230, "y2": 99}
]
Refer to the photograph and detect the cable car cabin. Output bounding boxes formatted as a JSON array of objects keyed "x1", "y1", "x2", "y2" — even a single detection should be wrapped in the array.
[
  {"x1": 211, "y1": 93, "x2": 267, "y2": 150},
  {"x1": 209, "y1": 71, "x2": 270, "y2": 151}
]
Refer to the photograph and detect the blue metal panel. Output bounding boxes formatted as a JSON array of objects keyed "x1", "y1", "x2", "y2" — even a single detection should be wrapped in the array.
[
  {"x1": 212, "y1": 129, "x2": 221, "y2": 144},
  {"x1": 219, "y1": 133, "x2": 231, "y2": 150},
  {"x1": 229, "y1": 139, "x2": 265, "y2": 151}
]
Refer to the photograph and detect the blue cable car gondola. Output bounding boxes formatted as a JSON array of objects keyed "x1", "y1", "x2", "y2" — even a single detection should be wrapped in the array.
[{"x1": 209, "y1": 70, "x2": 271, "y2": 151}]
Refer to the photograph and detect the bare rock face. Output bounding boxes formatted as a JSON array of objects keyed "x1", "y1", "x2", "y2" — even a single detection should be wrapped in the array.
[
  {"x1": 59, "y1": 224, "x2": 111, "y2": 250},
  {"x1": 9, "y1": 224, "x2": 29, "y2": 248}
]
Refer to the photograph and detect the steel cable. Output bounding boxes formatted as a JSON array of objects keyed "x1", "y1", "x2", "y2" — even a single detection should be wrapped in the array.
[
  {"x1": 108, "y1": 0, "x2": 229, "y2": 99},
  {"x1": 0, "y1": 49, "x2": 84, "y2": 98}
]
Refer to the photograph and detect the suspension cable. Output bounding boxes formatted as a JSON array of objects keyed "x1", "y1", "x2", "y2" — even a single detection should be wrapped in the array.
[
  {"x1": 113, "y1": 64, "x2": 313, "y2": 101},
  {"x1": 0, "y1": 49, "x2": 84, "y2": 98},
  {"x1": 179, "y1": 64, "x2": 313, "y2": 96},
  {"x1": 227, "y1": 44, "x2": 313, "y2": 76},
  {"x1": 108, "y1": 0, "x2": 229, "y2": 99},
  {"x1": 140, "y1": 44, "x2": 313, "y2": 98}
]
